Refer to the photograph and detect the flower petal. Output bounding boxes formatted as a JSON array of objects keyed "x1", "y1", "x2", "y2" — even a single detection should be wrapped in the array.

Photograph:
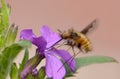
[
  {"x1": 20, "y1": 29, "x2": 47, "y2": 51},
  {"x1": 54, "y1": 49, "x2": 76, "y2": 72},
  {"x1": 40, "y1": 25, "x2": 62, "y2": 48},
  {"x1": 32, "y1": 36, "x2": 47, "y2": 52},
  {"x1": 45, "y1": 51, "x2": 66, "y2": 79},
  {"x1": 20, "y1": 29, "x2": 36, "y2": 41}
]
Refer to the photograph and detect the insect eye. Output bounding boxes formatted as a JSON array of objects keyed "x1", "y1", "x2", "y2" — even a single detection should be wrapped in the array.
[{"x1": 71, "y1": 33, "x2": 78, "y2": 37}]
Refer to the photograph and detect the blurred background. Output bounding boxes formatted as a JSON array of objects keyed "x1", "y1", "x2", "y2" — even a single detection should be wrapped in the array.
[{"x1": 6, "y1": 0, "x2": 120, "y2": 79}]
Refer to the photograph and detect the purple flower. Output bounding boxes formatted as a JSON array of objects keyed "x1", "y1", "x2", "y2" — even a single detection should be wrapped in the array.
[{"x1": 20, "y1": 25, "x2": 76, "y2": 79}]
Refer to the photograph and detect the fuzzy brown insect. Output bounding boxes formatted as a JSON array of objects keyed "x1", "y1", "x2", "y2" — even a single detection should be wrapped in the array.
[{"x1": 58, "y1": 19, "x2": 97, "y2": 54}]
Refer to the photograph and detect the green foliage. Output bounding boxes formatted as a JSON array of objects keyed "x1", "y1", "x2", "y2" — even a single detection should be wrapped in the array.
[
  {"x1": 26, "y1": 74, "x2": 35, "y2": 79},
  {"x1": 5, "y1": 24, "x2": 18, "y2": 46},
  {"x1": 19, "y1": 48, "x2": 29, "y2": 72},
  {"x1": 10, "y1": 48, "x2": 46, "y2": 79},
  {"x1": 26, "y1": 67, "x2": 46, "y2": 79},
  {"x1": 10, "y1": 63, "x2": 19, "y2": 79},
  {"x1": 0, "y1": 40, "x2": 31, "y2": 79},
  {"x1": 0, "y1": 0, "x2": 10, "y2": 29},
  {"x1": 65, "y1": 55, "x2": 118, "y2": 77},
  {"x1": 18, "y1": 48, "x2": 29, "y2": 79},
  {"x1": 0, "y1": 0, "x2": 11, "y2": 49},
  {"x1": 0, "y1": 43, "x2": 22, "y2": 79},
  {"x1": 18, "y1": 40, "x2": 31, "y2": 48},
  {"x1": 10, "y1": 48, "x2": 30, "y2": 79},
  {"x1": 38, "y1": 67, "x2": 46, "y2": 79},
  {"x1": 75, "y1": 55, "x2": 117, "y2": 69}
]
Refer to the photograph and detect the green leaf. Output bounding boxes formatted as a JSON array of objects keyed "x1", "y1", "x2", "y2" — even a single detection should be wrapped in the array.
[
  {"x1": 62, "y1": 60, "x2": 75, "y2": 77},
  {"x1": 5, "y1": 24, "x2": 18, "y2": 46},
  {"x1": 26, "y1": 66, "x2": 46, "y2": 79},
  {"x1": 0, "y1": 35, "x2": 5, "y2": 50},
  {"x1": 10, "y1": 63, "x2": 19, "y2": 79},
  {"x1": 65, "y1": 55, "x2": 117, "y2": 77},
  {"x1": 46, "y1": 78, "x2": 52, "y2": 79},
  {"x1": 18, "y1": 40, "x2": 31, "y2": 48},
  {"x1": 19, "y1": 48, "x2": 29, "y2": 72},
  {"x1": 26, "y1": 74, "x2": 34, "y2": 79},
  {"x1": 0, "y1": 41, "x2": 31, "y2": 79},
  {"x1": 18, "y1": 48, "x2": 29, "y2": 79},
  {"x1": 38, "y1": 67, "x2": 46, "y2": 79},
  {"x1": 0, "y1": 0, "x2": 10, "y2": 29},
  {"x1": 10, "y1": 24, "x2": 18, "y2": 43},
  {"x1": 0, "y1": 0, "x2": 11, "y2": 49},
  {"x1": 0, "y1": 44, "x2": 22, "y2": 79},
  {"x1": 76, "y1": 55, "x2": 117, "y2": 69},
  {"x1": 17, "y1": 48, "x2": 29, "y2": 79}
]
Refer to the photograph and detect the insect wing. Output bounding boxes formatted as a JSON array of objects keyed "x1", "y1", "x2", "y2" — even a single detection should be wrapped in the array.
[{"x1": 81, "y1": 19, "x2": 98, "y2": 35}]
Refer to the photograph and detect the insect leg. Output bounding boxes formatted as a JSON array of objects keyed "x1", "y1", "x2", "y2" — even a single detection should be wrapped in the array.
[
  {"x1": 57, "y1": 49, "x2": 81, "y2": 73},
  {"x1": 71, "y1": 46, "x2": 76, "y2": 56},
  {"x1": 55, "y1": 40, "x2": 67, "y2": 48}
]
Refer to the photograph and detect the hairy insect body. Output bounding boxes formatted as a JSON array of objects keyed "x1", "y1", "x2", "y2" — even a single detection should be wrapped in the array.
[
  {"x1": 75, "y1": 33, "x2": 91, "y2": 52},
  {"x1": 59, "y1": 19, "x2": 97, "y2": 53},
  {"x1": 61, "y1": 29, "x2": 92, "y2": 53}
]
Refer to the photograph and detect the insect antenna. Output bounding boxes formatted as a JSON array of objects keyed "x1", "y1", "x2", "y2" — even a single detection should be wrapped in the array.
[
  {"x1": 57, "y1": 29, "x2": 65, "y2": 36},
  {"x1": 57, "y1": 29, "x2": 62, "y2": 33}
]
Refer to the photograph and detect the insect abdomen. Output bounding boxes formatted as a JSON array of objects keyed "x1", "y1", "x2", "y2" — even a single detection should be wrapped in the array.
[{"x1": 76, "y1": 34, "x2": 92, "y2": 52}]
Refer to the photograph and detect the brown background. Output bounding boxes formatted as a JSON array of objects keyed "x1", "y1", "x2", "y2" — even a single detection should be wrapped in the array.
[{"x1": 6, "y1": 0, "x2": 120, "y2": 79}]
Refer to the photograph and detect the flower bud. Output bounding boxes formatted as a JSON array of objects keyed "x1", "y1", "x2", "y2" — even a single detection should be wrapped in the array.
[{"x1": 20, "y1": 54, "x2": 44, "y2": 79}]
